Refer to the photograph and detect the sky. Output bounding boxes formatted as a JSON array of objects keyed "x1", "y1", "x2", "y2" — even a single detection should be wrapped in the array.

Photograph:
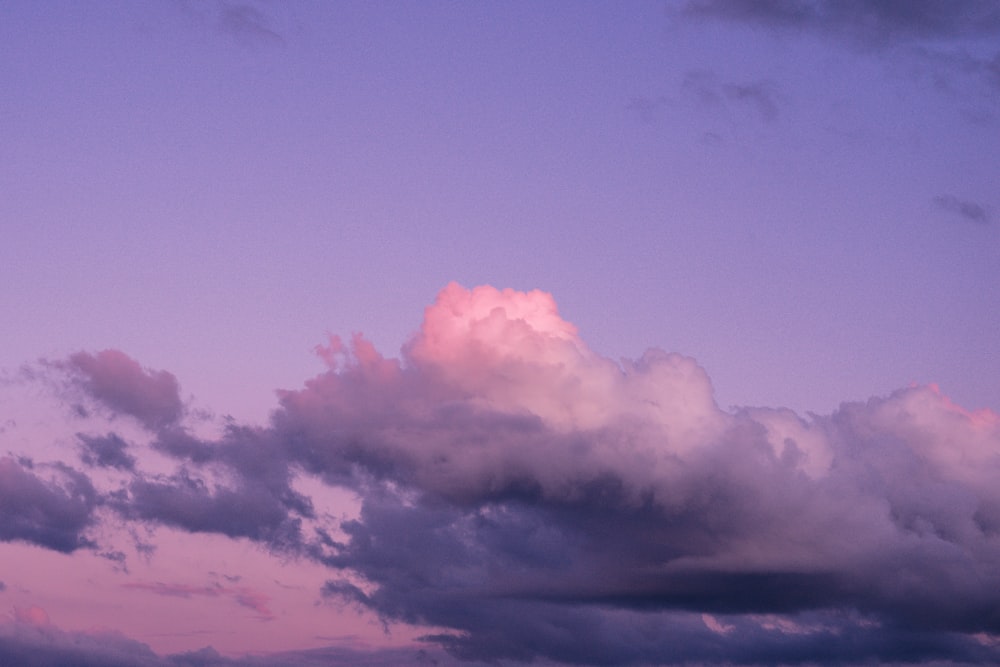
[{"x1": 1, "y1": 1, "x2": 1000, "y2": 665}]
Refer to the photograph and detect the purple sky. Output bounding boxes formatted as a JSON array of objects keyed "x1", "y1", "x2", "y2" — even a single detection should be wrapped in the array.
[{"x1": 2, "y1": 2, "x2": 1000, "y2": 666}]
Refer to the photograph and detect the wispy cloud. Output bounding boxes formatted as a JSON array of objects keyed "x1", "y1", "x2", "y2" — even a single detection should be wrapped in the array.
[
  {"x1": 933, "y1": 193, "x2": 993, "y2": 224},
  {"x1": 682, "y1": 70, "x2": 781, "y2": 123},
  {"x1": 216, "y1": 1, "x2": 285, "y2": 49},
  {"x1": 124, "y1": 581, "x2": 274, "y2": 621},
  {"x1": 676, "y1": 0, "x2": 1000, "y2": 93},
  {"x1": 677, "y1": 0, "x2": 1000, "y2": 47}
]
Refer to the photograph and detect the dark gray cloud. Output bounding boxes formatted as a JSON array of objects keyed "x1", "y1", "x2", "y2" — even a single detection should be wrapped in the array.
[
  {"x1": 79, "y1": 432, "x2": 138, "y2": 471},
  {"x1": 0, "y1": 620, "x2": 163, "y2": 667},
  {"x1": 89, "y1": 423, "x2": 315, "y2": 554},
  {"x1": 681, "y1": 70, "x2": 781, "y2": 123},
  {"x1": 124, "y1": 424, "x2": 312, "y2": 551},
  {"x1": 118, "y1": 464, "x2": 307, "y2": 551},
  {"x1": 51, "y1": 351, "x2": 314, "y2": 552},
  {"x1": 934, "y1": 194, "x2": 993, "y2": 224},
  {"x1": 0, "y1": 457, "x2": 98, "y2": 553}
]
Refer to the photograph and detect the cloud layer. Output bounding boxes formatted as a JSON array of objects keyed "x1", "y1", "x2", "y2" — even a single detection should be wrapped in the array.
[
  {"x1": 7, "y1": 283, "x2": 1000, "y2": 665},
  {"x1": 679, "y1": 0, "x2": 1000, "y2": 46},
  {"x1": 677, "y1": 0, "x2": 1000, "y2": 97}
]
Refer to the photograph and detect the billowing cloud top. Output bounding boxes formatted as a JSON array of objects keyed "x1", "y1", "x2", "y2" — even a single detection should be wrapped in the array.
[{"x1": 7, "y1": 284, "x2": 1000, "y2": 666}]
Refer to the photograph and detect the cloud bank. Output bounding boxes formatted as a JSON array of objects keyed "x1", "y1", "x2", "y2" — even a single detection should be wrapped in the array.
[{"x1": 7, "y1": 283, "x2": 1000, "y2": 665}]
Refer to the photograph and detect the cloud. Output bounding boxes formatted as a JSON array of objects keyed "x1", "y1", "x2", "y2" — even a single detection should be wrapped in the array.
[
  {"x1": 61, "y1": 350, "x2": 184, "y2": 431},
  {"x1": 39, "y1": 283, "x2": 1000, "y2": 664},
  {"x1": 0, "y1": 616, "x2": 171, "y2": 667},
  {"x1": 676, "y1": 1, "x2": 1000, "y2": 94},
  {"x1": 216, "y1": 1, "x2": 285, "y2": 48},
  {"x1": 46, "y1": 352, "x2": 313, "y2": 552},
  {"x1": 677, "y1": 0, "x2": 1000, "y2": 46},
  {"x1": 0, "y1": 457, "x2": 98, "y2": 553},
  {"x1": 123, "y1": 581, "x2": 274, "y2": 621},
  {"x1": 681, "y1": 70, "x2": 781, "y2": 124},
  {"x1": 279, "y1": 284, "x2": 1000, "y2": 664},
  {"x1": 933, "y1": 194, "x2": 993, "y2": 224},
  {"x1": 113, "y1": 423, "x2": 314, "y2": 553},
  {"x1": 724, "y1": 81, "x2": 780, "y2": 122},
  {"x1": 0, "y1": 615, "x2": 491, "y2": 667},
  {"x1": 626, "y1": 95, "x2": 668, "y2": 123},
  {"x1": 79, "y1": 432, "x2": 138, "y2": 471}
]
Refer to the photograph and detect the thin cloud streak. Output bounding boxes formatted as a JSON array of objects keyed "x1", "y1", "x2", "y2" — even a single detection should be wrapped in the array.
[{"x1": 934, "y1": 194, "x2": 993, "y2": 224}]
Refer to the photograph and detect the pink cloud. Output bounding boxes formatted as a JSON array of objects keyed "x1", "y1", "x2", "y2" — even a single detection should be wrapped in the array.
[{"x1": 279, "y1": 283, "x2": 729, "y2": 504}]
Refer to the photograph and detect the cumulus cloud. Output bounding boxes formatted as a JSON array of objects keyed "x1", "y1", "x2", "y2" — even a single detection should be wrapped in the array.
[
  {"x1": 40, "y1": 283, "x2": 1000, "y2": 664},
  {"x1": 934, "y1": 194, "x2": 993, "y2": 224}
]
